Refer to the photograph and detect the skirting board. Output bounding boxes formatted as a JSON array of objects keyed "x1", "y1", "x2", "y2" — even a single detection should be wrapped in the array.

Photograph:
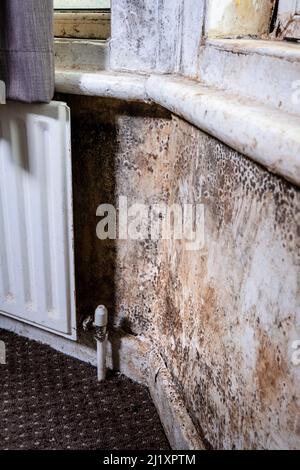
[{"x1": 0, "y1": 315, "x2": 204, "y2": 450}]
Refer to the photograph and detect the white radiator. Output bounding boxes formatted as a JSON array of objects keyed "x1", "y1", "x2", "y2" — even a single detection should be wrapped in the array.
[{"x1": 0, "y1": 101, "x2": 76, "y2": 339}]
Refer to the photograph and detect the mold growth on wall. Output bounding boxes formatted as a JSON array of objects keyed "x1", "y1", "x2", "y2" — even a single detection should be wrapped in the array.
[
  {"x1": 61, "y1": 94, "x2": 300, "y2": 450},
  {"x1": 157, "y1": 117, "x2": 300, "y2": 450},
  {"x1": 62, "y1": 95, "x2": 173, "y2": 336}
]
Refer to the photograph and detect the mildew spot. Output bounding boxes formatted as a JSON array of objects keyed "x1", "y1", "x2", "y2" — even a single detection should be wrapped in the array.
[{"x1": 58, "y1": 94, "x2": 300, "y2": 450}]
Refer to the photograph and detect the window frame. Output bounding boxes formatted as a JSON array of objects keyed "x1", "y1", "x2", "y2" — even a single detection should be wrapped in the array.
[
  {"x1": 54, "y1": 0, "x2": 110, "y2": 9},
  {"x1": 54, "y1": 0, "x2": 111, "y2": 40},
  {"x1": 276, "y1": 0, "x2": 300, "y2": 39}
]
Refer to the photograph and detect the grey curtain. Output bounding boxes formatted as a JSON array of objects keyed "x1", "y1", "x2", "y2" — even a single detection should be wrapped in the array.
[{"x1": 0, "y1": 0, "x2": 54, "y2": 103}]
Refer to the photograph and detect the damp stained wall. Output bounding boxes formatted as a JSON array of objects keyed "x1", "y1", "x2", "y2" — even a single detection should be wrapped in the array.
[
  {"x1": 205, "y1": 0, "x2": 275, "y2": 38},
  {"x1": 63, "y1": 95, "x2": 300, "y2": 450}
]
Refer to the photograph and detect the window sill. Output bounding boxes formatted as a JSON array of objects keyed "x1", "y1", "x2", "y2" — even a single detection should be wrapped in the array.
[
  {"x1": 54, "y1": 36, "x2": 300, "y2": 187},
  {"x1": 55, "y1": 69, "x2": 149, "y2": 101},
  {"x1": 200, "y1": 38, "x2": 300, "y2": 116},
  {"x1": 55, "y1": 68, "x2": 300, "y2": 188},
  {"x1": 55, "y1": 38, "x2": 109, "y2": 71},
  {"x1": 206, "y1": 38, "x2": 300, "y2": 61},
  {"x1": 54, "y1": 11, "x2": 110, "y2": 40}
]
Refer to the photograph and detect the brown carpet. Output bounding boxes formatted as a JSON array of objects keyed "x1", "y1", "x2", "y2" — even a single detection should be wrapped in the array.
[{"x1": 0, "y1": 329, "x2": 170, "y2": 450}]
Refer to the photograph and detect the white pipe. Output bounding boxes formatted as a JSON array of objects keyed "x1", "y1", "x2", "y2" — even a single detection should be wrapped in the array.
[
  {"x1": 96, "y1": 337, "x2": 107, "y2": 381},
  {"x1": 94, "y1": 305, "x2": 108, "y2": 382}
]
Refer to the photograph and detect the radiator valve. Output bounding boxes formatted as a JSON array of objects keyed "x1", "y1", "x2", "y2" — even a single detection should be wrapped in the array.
[
  {"x1": 82, "y1": 306, "x2": 108, "y2": 382},
  {"x1": 82, "y1": 306, "x2": 108, "y2": 342},
  {"x1": 94, "y1": 305, "x2": 108, "y2": 342}
]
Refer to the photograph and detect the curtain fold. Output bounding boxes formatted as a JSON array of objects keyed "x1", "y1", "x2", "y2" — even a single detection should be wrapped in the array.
[{"x1": 0, "y1": 0, "x2": 54, "y2": 103}]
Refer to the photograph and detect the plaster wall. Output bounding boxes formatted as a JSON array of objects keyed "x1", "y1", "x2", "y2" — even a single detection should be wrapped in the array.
[
  {"x1": 64, "y1": 95, "x2": 300, "y2": 450},
  {"x1": 109, "y1": 0, "x2": 275, "y2": 76},
  {"x1": 110, "y1": 0, "x2": 205, "y2": 76}
]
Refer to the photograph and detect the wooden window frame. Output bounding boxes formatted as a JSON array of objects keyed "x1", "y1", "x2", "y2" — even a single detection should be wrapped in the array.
[{"x1": 54, "y1": 1, "x2": 110, "y2": 40}]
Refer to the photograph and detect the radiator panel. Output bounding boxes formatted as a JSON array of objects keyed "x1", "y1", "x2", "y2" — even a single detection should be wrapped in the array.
[{"x1": 0, "y1": 102, "x2": 76, "y2": 339}]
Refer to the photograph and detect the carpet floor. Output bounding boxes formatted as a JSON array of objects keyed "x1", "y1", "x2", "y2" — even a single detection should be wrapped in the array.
[{"x1": 0, "y1": 329, "x2": 170, "y2": 450}]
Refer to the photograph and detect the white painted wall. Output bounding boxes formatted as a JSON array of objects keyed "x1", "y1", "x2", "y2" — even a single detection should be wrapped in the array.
[
  {"x1": 110, "y1": 0, "x2": 205, "y2": 76},
  {"x1": 278, "y1": 0, "x2": 299, "y2": 16},
  {"x1": 109, "y1": 0, "x2": 277, "y2": 74},
  {"x1": 277, "y1": 0, "x2": 300, "y2": 38}
]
